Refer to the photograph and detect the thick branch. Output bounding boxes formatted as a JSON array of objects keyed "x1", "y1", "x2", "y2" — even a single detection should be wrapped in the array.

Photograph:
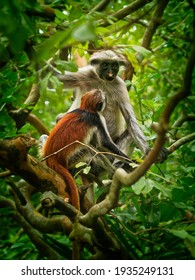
[
  {"x1": 15, "y1": 211, "x2": 63, "y2": 259},
  {"x1": 112, "y1": 0, "x2": 153, "y2": 21},
  {"x1": 27, "y1": 113, "x2": 49, "y2": 135},
  {"x1": 79, "y1": 172, "x2": 121, "y2": 225},
  {"x1": 0, "y1": 136, "x2": 67, "y2": 198},
  {"x1": 0, "y1": 195, "x2": 16, "y2": 209},
  {"x1": 0, "y1": 195, "x2": 63, "y2": 259},
  {"x1": 40, "y1": 191, "x2": 78, "y2": 220},
  {"x1": 13, "y1": 191, "x2": 73, "y2": 234}
]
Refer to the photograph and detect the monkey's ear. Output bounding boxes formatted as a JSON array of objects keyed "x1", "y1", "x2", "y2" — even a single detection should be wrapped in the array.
[
  {"x1": 90, "y1": 59, "x2": 100, "y2": 65},
  {"x1": 119, "y1": 60, "x2": 126, "y2": 66}
]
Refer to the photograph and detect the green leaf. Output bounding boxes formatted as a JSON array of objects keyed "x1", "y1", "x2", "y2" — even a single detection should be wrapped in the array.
[
  {"x1": 36, "y1": 29, "x2": 74, "y2": 60},
  {"x1": 132, "y1": 45, "x2": 152, "y2": 57},
  {"x1": 55, "y1": 60, "x2": 78, "y2": 72},
  {"x1": 72, "y1": 22, "x2": 97, "y2": 42},
  {"x1": 169, "y1": 229, "x2": 195, "y2": 243},
  {"x1": 75, "y1": 162, "x2": 87, "y2": 168},
  {"x1": 159, "y1": 203, "x2": 180, "y2": 221},
  {"x1": 184, "y1": 239, "x2": 195, "y2": 258},
  {"x1": 132, "y1": 178, "x2": 154, "y2": 195},
  {"x1": 18, "y1": 123, "x2": 31, "y2": 134},
  {"x1": 83, "y1": 166, "x2": 91, "y2": 175},
  {"x1": 132, "y1": 177, "x2": 145, "y2": 195},
  {"x1": 55, "y1": 10, "x2": 67, "y2": 20}
]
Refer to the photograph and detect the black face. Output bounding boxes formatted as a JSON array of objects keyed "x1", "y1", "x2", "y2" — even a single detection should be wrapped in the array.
[
  {"x1": 96, "y1": 102, "x2": 104, "y2": 111},
  {"x1": 98, "y1": 61, "x2": 119, "y2": 81}
]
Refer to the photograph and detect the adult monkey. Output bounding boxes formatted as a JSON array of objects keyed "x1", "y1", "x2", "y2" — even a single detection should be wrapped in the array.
[{"x1": 54, "y1": 50, "x2": 168, "y2": 163}]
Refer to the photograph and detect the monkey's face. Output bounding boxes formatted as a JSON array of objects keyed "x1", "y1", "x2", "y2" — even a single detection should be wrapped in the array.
[
  {"x1": 98, "y1": 61, "x2": 119, "y2": 81},
  {"x1": 96, "y1": 93, "x2": 106, "y2": 112},
  {"x1": 91, "y1": 59, "x2": 120, "y2": 82}
]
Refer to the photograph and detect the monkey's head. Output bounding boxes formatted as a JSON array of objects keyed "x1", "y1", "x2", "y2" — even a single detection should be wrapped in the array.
[
  {"x1": 80, "y1": 89, "x2": 106, "y2": 113},
  {"x1": 89, "y1": 50, "x2": 125, "y2": 82}
]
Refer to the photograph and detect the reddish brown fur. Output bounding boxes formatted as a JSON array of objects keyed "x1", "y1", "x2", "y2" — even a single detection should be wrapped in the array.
[
  {"x1": 80, "y1": 90, "x2": 103, "y2": 112},
  {"x1": 42, "y1": 90, "x2": 103, "y2": 209}
]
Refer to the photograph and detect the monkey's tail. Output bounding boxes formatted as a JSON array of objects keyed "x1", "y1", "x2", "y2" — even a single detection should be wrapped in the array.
[{"x1": 53, "y1": 162, "x2": 80, "y2": 210}]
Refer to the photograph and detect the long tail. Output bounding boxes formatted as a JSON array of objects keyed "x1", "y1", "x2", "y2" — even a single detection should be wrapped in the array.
[{"x1": 51, "y1": 162, "x2": 80, "y2": 210}]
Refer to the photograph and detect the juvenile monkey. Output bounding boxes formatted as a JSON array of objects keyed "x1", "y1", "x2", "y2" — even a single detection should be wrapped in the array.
[
  {"x1": 42, "y1": 89, "x2": 130, "y2": 209},
  {"x1": 54, "y1": 50, "x2": 168, "y2": 163}
]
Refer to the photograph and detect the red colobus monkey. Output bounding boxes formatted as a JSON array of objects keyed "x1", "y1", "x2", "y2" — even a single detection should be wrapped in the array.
[
  {"x1": 42, "y1": 89, "x2": 130, "y2": 209},
  {"x1": 54, "y1": 50, "x2": 168, "y2": 163}
]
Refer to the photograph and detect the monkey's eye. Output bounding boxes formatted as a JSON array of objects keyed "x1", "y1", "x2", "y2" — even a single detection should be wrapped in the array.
[
  {"x1": 101, "y1": 63, "x2": 108, "y2": 70},
  {"x1": 112, "y1": 62, "x2": 119, "y2": 70},
  {"x1": 96, "y1": 102, "x2": 103, "y2": 111}
]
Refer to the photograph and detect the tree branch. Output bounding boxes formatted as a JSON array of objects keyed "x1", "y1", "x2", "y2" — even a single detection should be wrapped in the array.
[
  {"x1": 168, "y1": 132, "x2": 195, "y2": 154},
  {"x1": 0, "y1": 136, "x2": 67, "y2": 198},
  {"x1": 26, "y1": 5, "x2": 56, "y2": 20},
  {"x1": 0, "y1": 195, "x2": 63, "y2": 259},
  {"x1": 112, "y1": 0, "x2": 153, "y2": 21},
  {"x1": 15, "y1": 211, "x2": 63, "y2": 259},
  {"x1": 170, "y1": 113, "x2": 195, "y2": 139},
  {"x1": 10, "y1": 84, "x2": 40, "y2": 130},
  {"x1": 136, "y1": 0, "x2": 169, "y2": 62},
  {"x1": 12, "y1": 190, "x2": 73, "y2": 234},
  {"x1": 89, "y1": 0, "x2": 111, "y2": 14},
  {"x1": 100, "y1": 0, "x2": 153, "y2": 27},
  {"x1": 27, "y1": 113, "x2": 49, "y2": 135}
]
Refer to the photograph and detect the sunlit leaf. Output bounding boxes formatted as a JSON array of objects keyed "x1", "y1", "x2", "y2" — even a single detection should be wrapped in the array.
[
  {"x1": 72, "y1": 22, "x2": 97, "y2": 42},
  {"x1": 132, "y1": 45, "x2": 151, "y2": 57}
]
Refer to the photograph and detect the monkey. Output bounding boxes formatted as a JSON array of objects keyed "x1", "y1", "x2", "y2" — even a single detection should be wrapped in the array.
[
  {"x1": 42, "y1": 89, "x2": 131, "y2": 210},
  {"x1": 53, "y1": 50, "x2": 168, "y2": 163}
]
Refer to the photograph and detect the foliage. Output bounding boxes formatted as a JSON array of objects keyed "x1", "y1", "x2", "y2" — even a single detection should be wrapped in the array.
[{"x1": 0, "y1": 0, "x2": 195, "y2": 260}]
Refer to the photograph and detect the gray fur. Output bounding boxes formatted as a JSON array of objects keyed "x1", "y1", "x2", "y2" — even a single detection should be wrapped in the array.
[{"x1": 56, "y1": 50, "x2": 149, "y2": 155}]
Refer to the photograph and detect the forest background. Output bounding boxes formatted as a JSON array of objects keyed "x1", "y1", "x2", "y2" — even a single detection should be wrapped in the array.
[{"x1": 0, "y1": 0, "x2": 195, "y2": 260}]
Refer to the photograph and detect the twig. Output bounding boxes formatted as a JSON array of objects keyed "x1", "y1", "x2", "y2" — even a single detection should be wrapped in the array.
[
  {"x1": 170, "y1": 113, "x2": 195, "y2": 139},
  {"x1": 168, "y1": 132, "x2": 195, "y2": 154},
  {"x1": 136, "y1": 0, "x2": 169, "y2": 62},
  {"x1": 89, "y1": 0, "x2": 111, "y2": 14},
  {"x1": 41, "y1": 140, "x2": 132, "y2": 163},
  {"x1": 0, "y1": 170, "x2": 11, "y2": 178}
]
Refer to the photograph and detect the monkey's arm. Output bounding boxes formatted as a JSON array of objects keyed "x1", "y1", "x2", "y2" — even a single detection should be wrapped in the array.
[
  {"x1": 119, "y1": 84, "x2": 168, "y2": 162},
  {"x1": 98, "y1": 122, "x2": 130, "y2": 160},
  {"x1": 99, "y1": 126, "x2": 136, "y2": 173},
  {"x1": 55, "y1": 66, "x2": 97, "y2": 89},
  {"x1": 119, "y1": 88, "x2": 149, "y2": 154},
  {"x1": 56, "y1": 72, "x2": 79, "y2": 88}
]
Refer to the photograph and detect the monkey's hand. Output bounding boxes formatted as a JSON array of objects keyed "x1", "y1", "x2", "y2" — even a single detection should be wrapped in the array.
[
  {"x1": 114, "y1": 161, "x2": 137, "y2": 173},
  {"x1": 157, "y1": 147, "x2": 169, "y2": 163},
  {"x1": 146, "y1": 147, "x2": 169, "y2": 164}
]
